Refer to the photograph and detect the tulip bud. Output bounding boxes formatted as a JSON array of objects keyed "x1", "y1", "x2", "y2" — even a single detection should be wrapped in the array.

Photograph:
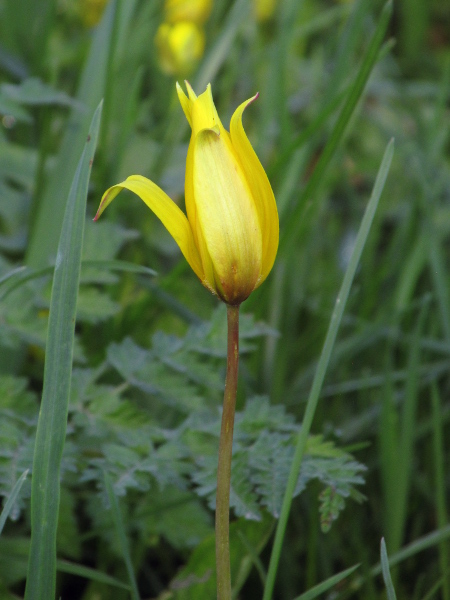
[{"x1": 155, "y1": 21, "x2": 205, "y2": 76}]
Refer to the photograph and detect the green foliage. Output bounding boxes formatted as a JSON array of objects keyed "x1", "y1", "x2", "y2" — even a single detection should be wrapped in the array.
[
  {"x1": 0, "y1": 309, "x2": 364, "y2": 532},
  {"x1": 0, "y1": 0, "x2": 449, "y2": 597}
]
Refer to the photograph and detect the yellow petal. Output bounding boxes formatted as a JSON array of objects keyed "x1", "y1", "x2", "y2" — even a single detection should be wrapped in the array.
[
  {"x1": 189, "y1": 84, "x2": 224, "y2": 136},
  {"x1": 184, "y1": 133, "x2": 216, "y2": 291},
  {"x1": 230, "y1": 94, "x2": 279, "y2": 285},
  {"x1": 176, "y1": 81, "x2": 192, "y2": 126},
  {"x1": 94, "y1": 175, "x2": 204, "y2": 281},
  {"x1": 193, "y1": 127, "x2": 262, "y2": 304}
]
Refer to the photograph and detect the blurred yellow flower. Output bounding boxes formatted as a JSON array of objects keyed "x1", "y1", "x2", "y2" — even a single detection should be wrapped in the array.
[
  {"x1": 95, "y1": 83, "x2": 279, "y2": 305},
  {"x1": 155, "y1": 21, "x2": 205, "y2": 76},
  {"x1": 79, "y1": 0, "x2": 109, "y2": 28},
  {"x1": 253, "y1": 0, "x2": 277, "y2": 22},
  {"x1": 164, "y1": 0, "x2": 213, "y2": 25}
]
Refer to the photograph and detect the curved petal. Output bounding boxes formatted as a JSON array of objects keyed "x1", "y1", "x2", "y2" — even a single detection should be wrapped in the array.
[
  {"x1": 94, "y1": 175, "x2": 204, "y2": 281},
  {"x1": 230, "y1": 95, "x2": 279, "y2": 285}
]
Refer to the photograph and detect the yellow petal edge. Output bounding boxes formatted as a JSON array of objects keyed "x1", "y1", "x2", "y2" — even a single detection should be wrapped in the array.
[{"x1": 94, "y1": 175, "x2": 203, "y2": 281}]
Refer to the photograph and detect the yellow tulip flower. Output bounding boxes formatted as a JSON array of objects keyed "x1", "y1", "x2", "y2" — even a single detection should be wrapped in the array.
[{"x1": 94, "y1": 83, "x2": 279, "y2": 305}]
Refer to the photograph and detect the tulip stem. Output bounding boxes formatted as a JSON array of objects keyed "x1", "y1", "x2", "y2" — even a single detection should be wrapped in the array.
[{"x1": 216, "y1": 303, "x2": 240, "y2": 600}]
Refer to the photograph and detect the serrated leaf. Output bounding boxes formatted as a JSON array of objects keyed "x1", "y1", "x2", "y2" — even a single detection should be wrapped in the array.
[
  {"x1": 136, "y1": 486, "x2": 213, "y2": 549},
  {"x1": 319, "y1": 486, "x2": 346, "y2": 533},
  {"x1": 76, "y1": 287, "x2": 120, "y2": 323}
]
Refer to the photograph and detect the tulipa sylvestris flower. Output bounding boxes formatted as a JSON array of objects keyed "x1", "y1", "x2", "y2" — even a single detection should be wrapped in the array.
[{"x1": 94, "y1": 82, "x2": 279, "y2": 305}]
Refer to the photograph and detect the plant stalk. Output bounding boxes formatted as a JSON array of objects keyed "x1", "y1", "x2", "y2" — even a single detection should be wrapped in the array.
[{"x1": 216, "y1": 303, "x2": 240, "y2": 600}]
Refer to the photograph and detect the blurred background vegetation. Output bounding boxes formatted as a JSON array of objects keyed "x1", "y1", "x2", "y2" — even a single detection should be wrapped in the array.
[{"x1": 0, "y1": 0, "x2": 449, "y2": 598}]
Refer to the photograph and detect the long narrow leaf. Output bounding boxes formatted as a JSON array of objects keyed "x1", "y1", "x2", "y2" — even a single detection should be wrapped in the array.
[
  {"x1": 26, "y1": 1, "x2": 118, "y2": 267},
  {"x1": 380, "y1": 538, "x2": 398, "y2": 600},
  {"x1": 431, "y1": 384, "x2": 450, "y2": 600},
  {"x1": 280, "y1": 0, "x2": 392, "y2": 255},
  {"x1": 24, "y1": 102, "x2": 102, "y2": 600},
  {"x1": 104, "y1": 471, "x2": 140, "y2": 600},
  {"x1": 263, "y1": 139, "x2": 394, "y2": 600},
  {"x1": 0, "y1": 470, "x2": 29, "y2": 536},
  {"x1": 57, "y1": 559, "x2": 130, "y2": 591},
  {"x1": 292, "y1": 564, "x2": 360, "y2": 600}
]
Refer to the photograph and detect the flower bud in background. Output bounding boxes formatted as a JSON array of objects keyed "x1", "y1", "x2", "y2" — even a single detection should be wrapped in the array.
[
  {"x1": 79, "y1": 0, "x2": 109, "y2": 28},
  {"x1": 95, "y1": 82, "x2": 279, "y2": 306},
  {"x1": 155, "y1": 21, "x2": 205, "y2": 76},
  {"x1": 155, "y1": 0, "x2": 212, "y2": 77},
  {"x1": 164, "y1": 0, "x2": 213, "y2": 25},
  {"x1": 253, "y1": 0, "x2": 277, "y2": 22}
]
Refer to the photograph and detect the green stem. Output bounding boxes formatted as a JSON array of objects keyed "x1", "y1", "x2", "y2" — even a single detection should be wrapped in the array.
[{"x1": 216, "y1": 303, "x2": 240, "y2": 600}]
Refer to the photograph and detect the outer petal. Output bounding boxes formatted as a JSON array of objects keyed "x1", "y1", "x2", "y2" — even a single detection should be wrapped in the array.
[
  {"x1": 176, "y1": 81, "x2": 192, "y2": 126},
  {"x1": 184, "y1": 133, "x2": 217, "y2": 293},
  {"x1": 94, "y1": 174, "x2": 204, "y2": 281},
  {"x1": 193, "y1": 128, "x2": 262, "y2": 304},
  {"x1": 230, "y1": 95, "x2": 279, "y2": 285}
]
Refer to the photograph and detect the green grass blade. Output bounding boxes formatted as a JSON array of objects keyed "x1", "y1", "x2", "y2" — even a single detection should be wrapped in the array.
[
  {"x1": 23, "y1": 102, "x2": 102, "y2": 600},
  {"x1": 431, "y1": 384, "x2": 450, "y2": 600},
  {"x1": 0, "y1": 470, "x2": 29, "y2": 536},
  {"x1": 263, "y1": 139, "x2": 394, "y2": 600},
  {"x1": 195, "y1": 0, "x2": 250, "y2": 92},
  {"x1": 388, "y1": 299, "x2": 428, "y2": 553},
  {"x1": 104, "y1": 471, "x2": 140, "y2": 600},
  {"x1": 268, "y1": 86, "x2": 348, "y2": 181},
  {"x1": 26, "y1": 1, "x2": 118, "y2": 268},
  {"x1": 280, "y1": 0, "x2": 392, "y2": 255},
  {"x1": 343, "y1": 525, "x2": 450, "y2": 596},
  {"x1": 380, "y1": 538, "x2": 398, "y2": 600},
  {"x1": 429, "y1": 239, "x2": 450, "y2": 342},
  {"x1": 2, "y1": 0, "x2": 56, "y2": 73},
  {"x1": 292, "y1": 564, "x2": 360, "y2": 600},
  {"x1": 374, "y1": 525, "x2": 450, "y2": 575},
  {"x1": 57, "y1": 559, "x2": 130, "y2": 590},
  {"x1": 0, "y1": 266, "x2": 26, "y2": 289}
]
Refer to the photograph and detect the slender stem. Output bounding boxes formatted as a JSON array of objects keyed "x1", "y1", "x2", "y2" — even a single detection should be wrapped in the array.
[{"x1": 216, "y1": 303, "x2": 240, "y2": 600}]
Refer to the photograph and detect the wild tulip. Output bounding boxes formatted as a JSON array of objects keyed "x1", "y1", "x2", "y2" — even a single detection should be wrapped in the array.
[
  {"x1": 94, "y1": 82, "x2": 278, "y2": 306},
  {"x1": 95, "y1": 82, "x2": 278, "y2": 599}
]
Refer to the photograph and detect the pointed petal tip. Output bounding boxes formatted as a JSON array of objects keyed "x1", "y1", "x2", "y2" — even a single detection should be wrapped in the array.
[
  {"x1": 185, "y1": 80, "x2": 197, "y2": 100},
  {"x1": 249, "y1": 92, "x2": 259, "y2": 105}
]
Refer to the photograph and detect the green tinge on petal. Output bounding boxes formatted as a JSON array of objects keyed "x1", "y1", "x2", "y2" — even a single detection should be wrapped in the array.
[
  {"x1": 94, "y1": 175, "x2": 204, "y2": 282},
  {"x1": 193, "y1": 127, "x2": 262, "y2": 304},
  {"x1": 230, "y1": 95, "x2": 279, "y2": 285}
]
